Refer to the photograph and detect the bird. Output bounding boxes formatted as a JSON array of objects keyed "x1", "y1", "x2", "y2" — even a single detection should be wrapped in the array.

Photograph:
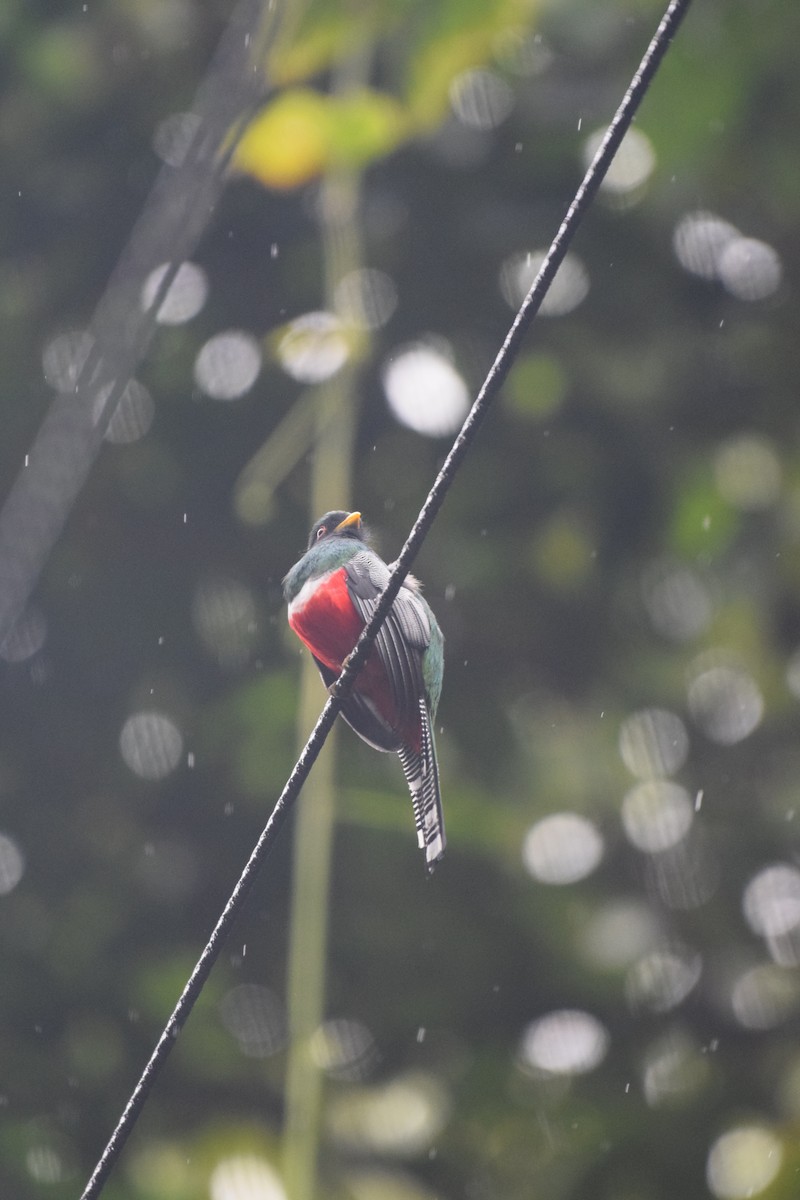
[{"x1": 283, "y1": 510, "x2": 445, "y2": 870}]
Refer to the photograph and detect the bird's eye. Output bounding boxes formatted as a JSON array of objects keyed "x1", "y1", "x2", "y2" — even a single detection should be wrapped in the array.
[{"x1": 316, "y1": 526, "x2": 326, "y2": 540}]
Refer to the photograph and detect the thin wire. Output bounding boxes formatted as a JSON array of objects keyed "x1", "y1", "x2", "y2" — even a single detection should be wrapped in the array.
[{"x1": 79, "y1": 0, "x2": 693, "y2": 1195}]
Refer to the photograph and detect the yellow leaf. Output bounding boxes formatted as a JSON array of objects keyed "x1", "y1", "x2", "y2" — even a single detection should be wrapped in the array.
[
  {"x1": 234, "y1": 90, "x2": 331, "y2": 189},
  {"x1": 235, "y1": 89, "x2": 408, "y2": 190}
]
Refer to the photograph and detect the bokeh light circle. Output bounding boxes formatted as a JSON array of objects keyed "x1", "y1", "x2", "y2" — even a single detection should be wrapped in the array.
[
  {"x1": 731, "y1": 962, "x2": 800, "y2": 1030},
  {"x1": 326, "y1": 1072, "x2": 449, "y2": 1155},
  {"x1": 97, "y1": 379, "x2": 155, "y2": 444},
  {"x1": 621, "y1": 780, "x2": 693, "y2": 853},
  {"x1": 276, "y1": 311, "x2": 349, "y2": 382},
  {"x1": 119, "y1": 711, "x2": 183, "y2": 781},
  {"x1": 583, "y1": 126, "x2": 656, "y2": 197},
  {"x1": 192, "y1": 577, "x2": 259, "y2": 669},
  {"x1": 382, "y1": 342, "x2": 469, "y2": 437},
  {"x1": 743, "y1": 864, "x2": 800, "y2": 938},
  {"x1": 522, "y1": 812, "x2": 603, "y2": 884},
  {"x1": 209, "y1": 1155, "x2": 286, "y2": 1200},
  {"x1": 141, "y1": 261, "x2": 208, "y2": 325},
  {"x1": 713, "y1": 434, "x2": 781, "y2": 510},
  {"x1": 625, "y1": 947, "x2": 702, "y2": 1013},
  {"x1": 310, "y1": 1018, "x2": 378, "y2": 1081},
  {"x1": 194, "y1": 330, "x2": 262, "y2": 400},
  {"x1": 582, "y1": 900, "x2": 660, "y2": 969},
  {"x1": 219, "y1": 984, "x2": 285, "y2": 1058},
  {"x1": 450, "y1": 68, "x2": 514, "y2": 130},
  {"x1": 706, "y1": 1126, "x2": 783, "y2": 1200},
  {"x1": 618, "y1": 708, "x2": 689, "y2": 779},
  {"x1": 0, "y1": 832, "x2": 25, "y2": 895},
  {"x1": 643, "y1": 1030, "x2": 711, "y2": 1108},
  {"x1": 687, "y1": 662, "x2": 763, "y2": 745},
  {"x1": 718, "y1": 237, "x2": 782, "y2": 302},
  {"x1": 42, "y1": 329, "x2": 93, "y2": 392},
  {"x1": 500, "y1": 250, "x2": 589, "y2": 316},
  {"x1": 673, "y1": 211, "x2": 739, "y2": 280},
  {"x1": 641, "y1": 558, "x2": 712, "y2": 642},
  {"x1": 520, "y1": 1009, "x2": 609, "y2": 1075},
  {"x1": 334, "y1": 269, "x2": 397, "y2": 330}
]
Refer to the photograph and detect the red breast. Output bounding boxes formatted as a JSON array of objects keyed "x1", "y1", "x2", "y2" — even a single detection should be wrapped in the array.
[
  {"x1": 288, "y1": 567, "x2": 422, "y2": 751},
  {"x1": 288, "y1": 567, "x2": 363, "y2": 670}
]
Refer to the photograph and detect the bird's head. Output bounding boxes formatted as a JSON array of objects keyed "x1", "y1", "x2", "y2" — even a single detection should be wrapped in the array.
[{"x1": 306, "y1": 510, "x2": 365, "y2": 550}]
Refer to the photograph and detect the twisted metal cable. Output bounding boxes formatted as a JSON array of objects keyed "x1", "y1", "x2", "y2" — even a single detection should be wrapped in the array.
[{"x1": 71, "y1": 0, "x2": 694, "y2": 1193}]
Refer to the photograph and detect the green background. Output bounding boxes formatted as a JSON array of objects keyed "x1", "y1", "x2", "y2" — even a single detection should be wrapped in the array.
[{"x1": 2, "y1": 1, "x2": 799, "y2": 1197}]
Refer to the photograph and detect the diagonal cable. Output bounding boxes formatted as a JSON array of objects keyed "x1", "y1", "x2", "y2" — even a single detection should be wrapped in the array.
[{"x1": 79, "y1": 0, "x2": 694, "y2": 1195}]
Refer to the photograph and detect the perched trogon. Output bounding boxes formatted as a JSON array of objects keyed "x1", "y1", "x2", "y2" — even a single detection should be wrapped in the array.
[{"x1": 283, "y1": 511, "x2": 445, "y2": 869}]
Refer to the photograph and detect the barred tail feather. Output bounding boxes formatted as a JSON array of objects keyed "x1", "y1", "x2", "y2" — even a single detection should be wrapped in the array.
[{"x1": 398, "y1": 700, "x2": 446, "y2": 871}]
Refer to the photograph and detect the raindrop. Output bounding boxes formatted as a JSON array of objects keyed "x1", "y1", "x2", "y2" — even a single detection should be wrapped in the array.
[
  {"x1": 141, "y1": 261, "x2": 208, "y2": 325},
  {"x1": 382, "y1": 342, "x2": 469, "y2": 437},
  {"x1": 194, "y1": 330, "x2": 262, "y2": 400},
  {"x1": 119, "y1": 711, "x2": 183, "y2": 781},
  {"x1": 522, "y1": 812, "x2": 603, "y2": 884},
  {"x1": 500, "y1": 250, "x2": 589, "y2": 316},
  {"x1": 706, "y1": 1126, "x2": 783, "y2": 1200},
  {"x1": 519, "y1": 1009, "x2": 609, "y2": 1075},
  {"x1": 276, "y1": 311, "x2": 349, "y2": 382}
]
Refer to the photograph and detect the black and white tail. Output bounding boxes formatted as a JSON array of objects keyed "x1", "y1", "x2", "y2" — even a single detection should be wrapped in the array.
[{"x1": 398, "y1": 699, "x2": 446, "y2": 871}]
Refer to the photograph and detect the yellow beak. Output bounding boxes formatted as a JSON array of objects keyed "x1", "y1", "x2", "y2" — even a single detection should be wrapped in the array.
[{"x1": 335, "y1": 511, "x2": 362, "y2": 533}]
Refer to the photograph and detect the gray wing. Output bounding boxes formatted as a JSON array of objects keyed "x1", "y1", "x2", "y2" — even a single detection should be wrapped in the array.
[
  {"x1": 337, "y1": 550, "x2": 446, "y2": 869},
  {"x1": 343, "y1": 551, "x2": 432, "y2": 731}
]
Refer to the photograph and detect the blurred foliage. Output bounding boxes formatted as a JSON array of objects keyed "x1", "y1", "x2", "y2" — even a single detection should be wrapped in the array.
[{"x1": 2, "y1": 0, "x2": 800, "y2": 1199}]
